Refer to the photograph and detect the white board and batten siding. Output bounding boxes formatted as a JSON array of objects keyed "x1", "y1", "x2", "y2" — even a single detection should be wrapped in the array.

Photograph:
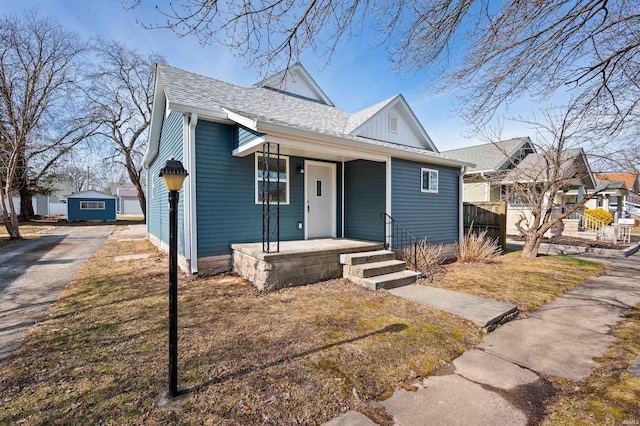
[{"x1": 356, "y1": 105, "x2": 425, "y2": 149}]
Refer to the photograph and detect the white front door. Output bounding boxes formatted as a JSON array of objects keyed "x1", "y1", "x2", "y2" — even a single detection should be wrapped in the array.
[{"x1": 305, "y1": 161, "x2": 336, "y2": 238}]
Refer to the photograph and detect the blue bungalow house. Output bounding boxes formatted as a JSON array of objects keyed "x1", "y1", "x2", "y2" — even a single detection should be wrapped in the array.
[
  {"x1": 66, "y1": 190, "x2": 117, "y2": 222},
  {"x1": 143, "y1": 63, "x2": 472, "y2": 289}
]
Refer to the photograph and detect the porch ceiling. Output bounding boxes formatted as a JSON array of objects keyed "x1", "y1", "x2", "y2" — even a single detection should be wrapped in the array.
[{"x1": 233, "y1": 133, "x2": 388, "y2": 163}]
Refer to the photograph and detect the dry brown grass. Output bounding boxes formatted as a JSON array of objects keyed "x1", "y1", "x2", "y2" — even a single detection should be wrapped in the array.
[
  {"x1": 0, "y1": 233, "x2": 481, "y2": 425},
  {"x1": 542, "y1": 305, "x2": 640, "y2": 425},
  {"x1": 425, "y1": 251, "x2": 606, "y2": 313},
  {"x1": 0, "y1": 222, "x2": 54, "y2": 247}
]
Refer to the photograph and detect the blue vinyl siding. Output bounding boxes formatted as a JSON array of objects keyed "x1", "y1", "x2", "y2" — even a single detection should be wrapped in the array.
[
  {"x1": 391, "y1": 158, "x2": 460, "y2": 243},
  {"x1": 195, "y1": 119, "x2": 342, "y2": 257},
  {"x1": 147, "y1": 111, "x2": 186, "y2": 255},
  {"x1": 67, "y1": 198, "x2": 116, "y2": 221},
  {"x1": 344, "y1": 160, "x2": 385, "y2": 242},
  {"x1": 232, "y1": 125, "x2": 264, "y2": 149}
]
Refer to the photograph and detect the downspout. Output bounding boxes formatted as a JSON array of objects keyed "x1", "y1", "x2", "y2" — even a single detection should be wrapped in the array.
[
  {"x1": 188, "y1": 113, "x2": 198, "y2": 274},
  {"x1": 459, "y1": 166, "x2": 466, "y2": 242}
]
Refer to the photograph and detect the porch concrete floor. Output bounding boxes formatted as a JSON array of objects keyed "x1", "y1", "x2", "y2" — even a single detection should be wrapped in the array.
[{"x1": 231, "y1": 238, "x2": 384, "y2": 260}]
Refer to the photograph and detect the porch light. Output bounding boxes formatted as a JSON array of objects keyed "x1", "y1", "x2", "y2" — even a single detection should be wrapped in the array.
[
  {"x1": 160, "y1": 158, "x2": 189, "y2": 191},
  {"x1": 296, "y1": 165, "x2": 304, "y2": 174},
  {"x1": 159, "y1": 157, "x2": 188, "y2": 398}
]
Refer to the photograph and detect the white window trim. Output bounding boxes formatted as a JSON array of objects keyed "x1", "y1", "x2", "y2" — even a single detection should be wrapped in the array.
[
  {"x1": 80, "y1": 201, "x2": 106, "y2": 210},
  {"x1": 255, "y1": 153, "x2": 290, "y2": 205},
  {"x1": 421, "y1": 168, "x2": 439, "y2": 193}
]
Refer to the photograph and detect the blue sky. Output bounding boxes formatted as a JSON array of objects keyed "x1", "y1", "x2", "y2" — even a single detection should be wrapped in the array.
[{"x1": 1, "y1": 0, "x2": 548, "y2": 150}]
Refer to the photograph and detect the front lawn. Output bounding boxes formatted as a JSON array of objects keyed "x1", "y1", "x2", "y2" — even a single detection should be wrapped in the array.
[
  {"x1": 425, "y1": 251, "x2": 606, "y2": 313},
  {"x1": 0, "y1": 235, "x2": 481, "y2": 425}
]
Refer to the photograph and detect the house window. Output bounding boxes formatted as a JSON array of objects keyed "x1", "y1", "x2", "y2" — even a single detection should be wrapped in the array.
[
  {"x1": 388, "y1": 112, "x2": 398, "y2": 133},
  {"x1": 421, "y1": 168, "x2": 438, "y2": 193},
  {"x1": 255, "y1": 153, "x2": 289, "y2": 204},
  {"x1": 80, "y1": 201, "x2": 105, "y2": 210}
]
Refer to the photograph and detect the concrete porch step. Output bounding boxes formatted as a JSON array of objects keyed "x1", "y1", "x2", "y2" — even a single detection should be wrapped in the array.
[
  {"x1": 361, "y1": 270, "x2": 421, "y2": 290},
  {"x1": 340, "y1": 249, "x2": 396, "y2": 265},
  {"x1": 350, "y1": 259, "x2": 406, "y2": 278}
]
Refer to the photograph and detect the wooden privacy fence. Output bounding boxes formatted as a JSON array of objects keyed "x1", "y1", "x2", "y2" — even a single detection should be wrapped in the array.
[{"x1": 463, "y1": 202, "x2": 507, "y2": 249}]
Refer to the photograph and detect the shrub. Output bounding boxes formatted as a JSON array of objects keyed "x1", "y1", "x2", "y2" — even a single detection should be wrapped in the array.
[
  {"x1": 401, "y1": 239, "x2": 445, "y2": 282},
  {"x1": 455, "y1": 226, "x2": 502, "y2": 263},
  {"x1": 584, "y1": 208, "x2": 613, "y2": 226}
]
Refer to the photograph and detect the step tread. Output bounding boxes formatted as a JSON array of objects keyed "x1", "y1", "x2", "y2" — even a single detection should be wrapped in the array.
[
  {"x1": 361, "y1": 270, "x2": 420, "y2": 290},
  {"x1": 340, "y1": 250, "x2": 395, "y2": 265}
]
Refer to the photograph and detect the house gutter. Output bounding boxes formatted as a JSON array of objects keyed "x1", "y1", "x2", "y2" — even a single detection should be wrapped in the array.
[
  {"x1": 182, "y1": 113, "x2": 199, "y2": 275},
  {"x1": 459, "y1": 166, "x2": 466, "y2": 242}
]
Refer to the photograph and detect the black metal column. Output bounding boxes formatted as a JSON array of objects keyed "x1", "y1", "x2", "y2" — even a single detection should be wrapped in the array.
[
  {"x1": 262, "y1": 143, "x2": 280, "y2": 253},
  {"x1": 168, "y1": 189, "x2": 179, "y2": 397}
]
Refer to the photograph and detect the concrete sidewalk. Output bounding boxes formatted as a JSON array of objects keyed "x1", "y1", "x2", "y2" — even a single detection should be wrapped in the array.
[
  {"x1": 388, "y1": 285, "x2": 518, "y2": 330},
  {"x1": 324, "y1": 252, "x2": 640, "y2": 426}
]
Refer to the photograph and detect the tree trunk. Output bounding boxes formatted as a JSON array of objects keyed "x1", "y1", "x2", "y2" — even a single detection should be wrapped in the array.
[
  {"x1": 521, "y1": 233, "x2": 543, "y2": 257},
  {"x1": 125, "y1": 155, "x2": 146, "y2": 220},
  {"x1": 19, "y1": 186, "x2": 35, "y2": 221},
  {"x1": 0, "y1": 193, "x2": 22, "y2": 240}
]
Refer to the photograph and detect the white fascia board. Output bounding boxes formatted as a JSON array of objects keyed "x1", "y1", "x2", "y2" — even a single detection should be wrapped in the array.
[
  {"x1": 255, "y1": 121, "x2": 471, "y2": 167},
  {"x1": 167, "y1": 101, "x2": 232, "y2": 124},
  {"x1": 222, "y1": 108, "x2": 257, "y2": 130},
  {"x1": 494, "y1": 137, "x2": 535, "y2": 171},
  {"x1": 232, "y1": 136, "x2": 267, "y2": 157},
  {"x1": 142, "y1": 74, "x2": 167, "y2": 169}
]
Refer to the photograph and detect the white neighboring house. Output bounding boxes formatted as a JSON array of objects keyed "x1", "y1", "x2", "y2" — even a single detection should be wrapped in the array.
[
  {"x1": 1, "y1": 180, "x2": 75, "y2": 217},
  {"x1": 116, "y1": 187, "x2": 144, "y2": 215}
]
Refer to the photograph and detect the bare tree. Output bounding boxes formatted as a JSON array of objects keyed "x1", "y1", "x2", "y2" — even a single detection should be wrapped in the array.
[
  {"x1": 493, "y1": 108, "x2": 603, "y2": 257},
  {"x1": 87, "y1": 39, "x2": 165, "y2": 219},
  {"x1": 0, "y1": 10, "x2": 94, "y2": 238},
  {"x1": 128, "y1": 0, "x2": 640, "y2": 137}
]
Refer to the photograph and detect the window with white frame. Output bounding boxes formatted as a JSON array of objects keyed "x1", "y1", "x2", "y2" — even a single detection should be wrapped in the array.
[
  {"x1": 421, "y1": 168, "x2": 438, "y2": 193},
  {"x1": 80, "y1": 201, "x2": 105, "y2": 209},
  {"x1": 255, "y1": 153, "x2": 289, "y2": 204}
]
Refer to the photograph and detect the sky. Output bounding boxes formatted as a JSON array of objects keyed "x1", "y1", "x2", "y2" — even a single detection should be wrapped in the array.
[{"x1": 0, "y1": 0, "x2": 552, "y2": 150}]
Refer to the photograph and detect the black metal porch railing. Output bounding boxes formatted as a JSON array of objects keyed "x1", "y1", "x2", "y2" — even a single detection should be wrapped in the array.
[{"x1": 380, "y1": 213, "x2": 419, "y2": 271}]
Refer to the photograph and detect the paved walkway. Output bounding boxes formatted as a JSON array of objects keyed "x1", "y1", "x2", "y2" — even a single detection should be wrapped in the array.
[
  {"x1": 325, "y1": 252, "x2": 640, "y2": 426},
  {"x1": 388, "y1": 285, "x2": 518, "y2": 330},
  {"x1": 0, "y1": 225, "x2": 114, "y2": 363}
]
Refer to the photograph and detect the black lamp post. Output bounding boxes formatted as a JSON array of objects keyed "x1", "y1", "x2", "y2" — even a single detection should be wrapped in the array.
[{"x1": 159, "y1": 157, "x2": 188, "y2": 398}]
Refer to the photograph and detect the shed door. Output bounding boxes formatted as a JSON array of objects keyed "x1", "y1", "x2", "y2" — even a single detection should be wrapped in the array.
[{"x1": 305, "y1": 161, "x2": 336, "y2": 239}]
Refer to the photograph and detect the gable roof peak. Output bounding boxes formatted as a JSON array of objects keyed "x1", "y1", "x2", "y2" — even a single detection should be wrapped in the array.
[{"x1": 254, "y1": 62, "x2": 335, "y2": 106}]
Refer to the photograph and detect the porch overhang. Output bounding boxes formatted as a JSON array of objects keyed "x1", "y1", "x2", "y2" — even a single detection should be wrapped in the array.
[{"x1": 232, "y1": 117, "x2": 473, "y2": 167}]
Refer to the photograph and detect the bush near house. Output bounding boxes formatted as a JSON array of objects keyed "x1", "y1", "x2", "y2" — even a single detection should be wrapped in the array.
[{"x1": 584, "y1": 208, "x2": 613, "y2": 226}]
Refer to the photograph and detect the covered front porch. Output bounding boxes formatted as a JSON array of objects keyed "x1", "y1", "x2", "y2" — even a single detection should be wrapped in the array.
[{"x1": 232, "y1": 238, "x2": 385, "y2": 291}]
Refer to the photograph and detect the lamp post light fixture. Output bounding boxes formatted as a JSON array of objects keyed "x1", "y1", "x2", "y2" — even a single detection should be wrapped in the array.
[{"x1": 159, "y1": 157, "x2": 188, "y2": 398}]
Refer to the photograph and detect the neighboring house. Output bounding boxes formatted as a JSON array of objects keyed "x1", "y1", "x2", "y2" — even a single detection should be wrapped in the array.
[
  {"x1": 587, "y1": 172, "x2": 640, "y2": 218},
  {"x1": 442, "y1": 137, "x2": 535, "y2": 202},
  {"x1": 116, "y1": 187, "x2": 144, "y2": 215},
  {"x1": 66, "y1": 190, "x2": 117, "y2": 221},
  {"x1": 143, "y1": 63, "x2": 472, "y2": 276},
  {"x1": 0, "y1": 179, "x2": 76, "y2": 217},
  {"x1": 444, "y1": 139, "x2": 596, "y2": 234}
]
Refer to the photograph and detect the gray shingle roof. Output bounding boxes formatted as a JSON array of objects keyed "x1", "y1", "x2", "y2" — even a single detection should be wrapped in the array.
[
  {"x1": 441, "y1": 138, "x2": 532, "y2": 172},
  {"x1": 500, "y1": 148, "x2": 595, "y2": 188},
  {"x1": 156, "y1": 64, "x2": 469, "y2": 166}
]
